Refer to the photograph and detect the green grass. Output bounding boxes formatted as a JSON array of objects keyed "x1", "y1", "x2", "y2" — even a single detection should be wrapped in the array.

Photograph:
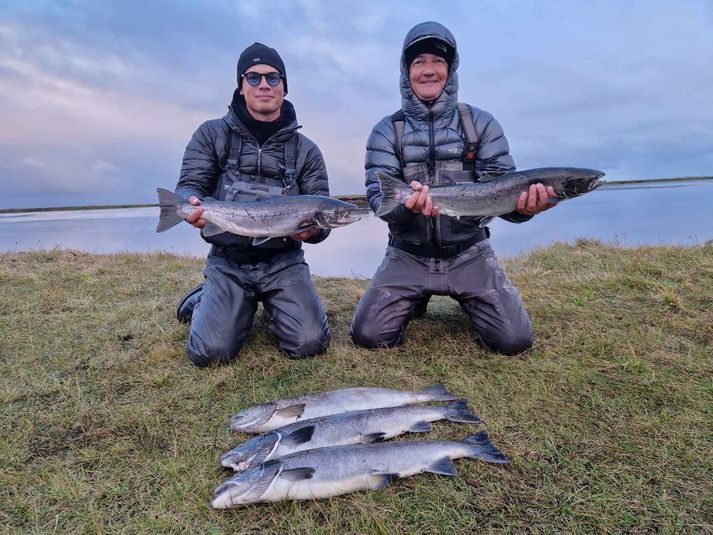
[{"x1": 1, "y1": 242, "x2": 711, "y2": 534}]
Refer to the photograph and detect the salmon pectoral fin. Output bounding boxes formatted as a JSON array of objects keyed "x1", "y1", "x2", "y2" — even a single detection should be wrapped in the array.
[
  {"x1": 281, "y1": 426, "x2": 315, "y2": 447},
  {"x1": 275, "y1": 403, "x2": 306, "y2": 419},
  {"x1": 280, "y1": 467, "x2": 315, "y2": 482},
  {"x1": 366, "y1": 472, "x2": 398, "y2": 490},
  {"x1": 202, "y1": 222, "x2": 225, "y2": 237},
  {"x1": 426, "y1": 457, "x2": 458, "y2": 476}
]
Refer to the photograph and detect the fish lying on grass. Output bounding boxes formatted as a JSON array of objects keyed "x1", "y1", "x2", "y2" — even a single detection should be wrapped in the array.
[
  {"x1": 221, "y1": 400, "x2": 483, "y2": 471},
  {"x1": 376, "y1": 167, "x2": 605, "y2": 219},
  {"x1": 229, "y1": 384, "x2": 458, "y2": 433},
  {"x1": 156, "y1": 188, "x2": 368, "y2": 241},
  {"x1": 211, "y1": 431, "x2": 509, "y2": 507}
]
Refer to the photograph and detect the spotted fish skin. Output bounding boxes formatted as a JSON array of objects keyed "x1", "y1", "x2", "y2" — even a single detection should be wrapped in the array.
[
  {"x1": 376, "y1": 167, "x2": 605, "y2": 218},
  {"x1": 156, "y1": 188, "x2": 367, "y2": 237}
]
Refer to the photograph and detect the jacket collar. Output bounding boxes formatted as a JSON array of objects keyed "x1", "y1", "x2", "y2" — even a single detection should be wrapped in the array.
[{"x1": 223, "y1": 89, "x2": 300, "y2": 141}]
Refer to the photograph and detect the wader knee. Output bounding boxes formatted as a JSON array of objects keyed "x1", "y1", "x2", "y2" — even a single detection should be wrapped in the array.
[
  {"x1": 477, "y1": 329, "x2": 533, "y2": 356},
  {"x1": 350, "y1": 322, "x2": 403, "y2": 349},
  {"x1": 281, "y1": 324, "x2": 330, "y2": 359},
  {"x1": 187, "y1": 333, "x2": 244, "y2": 367}
]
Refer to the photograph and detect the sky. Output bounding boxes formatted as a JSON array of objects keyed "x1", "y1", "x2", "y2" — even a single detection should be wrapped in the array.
[{"x1": 1, "y1": 0, "x2": 712, "y2": 209}]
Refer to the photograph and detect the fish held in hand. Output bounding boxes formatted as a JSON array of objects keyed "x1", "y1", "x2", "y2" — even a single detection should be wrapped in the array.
[
  {"x1": 221, "y1": 399, "x2": 483, "y2": 471},
  {"x1": 229, "y1": 383, "x2": 459, "y2": 434},
  {"x1": 156, "y1": 188, "x2": 368, "y2": 238},
  {"x1": 211, "y1": 431, "x2": 510, "y2": 507},
  {"x1": 375, "y1": 167, "x2": 605, "y2": 218}
]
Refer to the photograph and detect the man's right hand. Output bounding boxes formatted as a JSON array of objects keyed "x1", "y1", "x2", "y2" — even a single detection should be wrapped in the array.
[
  {"x1": 185, "y1": 196, "x2": 207, "y2": 229},
  {"x1": 404, "y1": 181, "x2": 440, "y2": 217}
]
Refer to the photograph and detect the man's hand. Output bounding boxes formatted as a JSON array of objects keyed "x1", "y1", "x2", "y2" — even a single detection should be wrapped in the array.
[
  {"x1": 185, "y1": 196, "x2": 207, "y2": 229},
  {"x1": 290, "y1": 226, "x2": 319, "y2": 241},
  {"x1": 516, "y1": 183, "x2": 557, "y2": 216},
  {"x1": 404, "y1": 181, "x2": 440, "y2": 217}
]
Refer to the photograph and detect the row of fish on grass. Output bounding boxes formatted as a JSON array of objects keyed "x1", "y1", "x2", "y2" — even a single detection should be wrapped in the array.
[
  {"x1": 211, "y1": 384, "x2": 510, "y2": 508},
  {"x1": 156, "y1": 167, "x2": 604, "y2": 239}
]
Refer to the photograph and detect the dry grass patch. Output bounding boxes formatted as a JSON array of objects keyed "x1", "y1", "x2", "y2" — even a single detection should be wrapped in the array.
[{"x1": 1, "y1": 243, "x2": 711, "y2": 533}]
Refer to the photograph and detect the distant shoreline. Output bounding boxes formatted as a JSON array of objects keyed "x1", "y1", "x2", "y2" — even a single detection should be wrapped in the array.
[{"x1": 2, "y1": 177, "x2": 711, "y2": 214}]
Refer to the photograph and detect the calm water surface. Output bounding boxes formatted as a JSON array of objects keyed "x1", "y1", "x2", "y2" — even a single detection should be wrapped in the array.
[{"x1": 1, "y1": 181, "x2": 711, "y2": 277}]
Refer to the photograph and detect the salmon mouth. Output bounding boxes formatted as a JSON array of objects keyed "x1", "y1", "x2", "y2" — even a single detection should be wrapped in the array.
[{"x1": 560, "y1": 170, "x2": 605, "y2": 198}]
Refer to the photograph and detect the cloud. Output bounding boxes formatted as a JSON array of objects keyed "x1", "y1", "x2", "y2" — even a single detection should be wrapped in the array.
[{"x1": 0, "y1": 0, "x2": 712, "y2": 209}]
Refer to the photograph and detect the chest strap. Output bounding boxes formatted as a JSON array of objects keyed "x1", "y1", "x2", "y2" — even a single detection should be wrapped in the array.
[
  {"x1": 390, "y1": 103, "x2": 479, "y2": 172},
  {"x1": 224, "y1": 129, "x2": 299, "y2": 194}
]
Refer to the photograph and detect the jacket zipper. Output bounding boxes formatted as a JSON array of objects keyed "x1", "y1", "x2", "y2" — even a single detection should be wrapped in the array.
[
  {"x1": 427, "y1": 104, "x2": 438, "y2": 247},
  {"x1": 231, "y1": 113, "x2": 299, "y2": 179}
]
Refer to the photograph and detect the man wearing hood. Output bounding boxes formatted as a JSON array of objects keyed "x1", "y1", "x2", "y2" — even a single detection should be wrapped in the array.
[
  {"x1": 351, "y1": 22, "x2": 555, "y2": 355},
  {"x1": 174, "y1": 43, "x2": 331, "y2": 367}
]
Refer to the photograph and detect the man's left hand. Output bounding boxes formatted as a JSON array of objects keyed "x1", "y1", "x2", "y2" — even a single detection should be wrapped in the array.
[
  {"x1": 290, "y1": 227, "x2": 319, "y2": 241},
  {"x1": 516, "y1": 183, "x2": 557, "y2": 216}
]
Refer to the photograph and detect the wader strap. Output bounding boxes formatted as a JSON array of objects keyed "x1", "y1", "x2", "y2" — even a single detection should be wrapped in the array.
[
  {"x1": 282, "y1": 135, "x2": 298, "y2": 195},
  {"x1": 226, "y1": 130, "x2": 242, "y2": 173},
  {"x1": 222, "y1": 130, "x2": 243, "y2": 201},
  {"x1": 458, "y1": 102, "x2": 478, "y2": 171},
  {"x1": 388, "y1": 228, "x2": 488, "y2": 259},
  {"x1": 390, "y1": 110, "x2": 405, "y2": 168},
  {"x1": 392, "y1": 106, "x2": 478, "y2": 173}
]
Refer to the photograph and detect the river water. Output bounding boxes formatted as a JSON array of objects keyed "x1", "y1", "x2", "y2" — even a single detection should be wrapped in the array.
[{"x1": 1, "y1": 181, "x2": 711, "y2": 278}]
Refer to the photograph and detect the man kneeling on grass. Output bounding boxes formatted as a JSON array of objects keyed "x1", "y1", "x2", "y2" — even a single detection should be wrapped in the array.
[
  {"x1": 351, "y1": 22, "x2": 557, "y2": 355},
  {"x1": 174, "y1": 43, "x2": 332, "y2": 367}
]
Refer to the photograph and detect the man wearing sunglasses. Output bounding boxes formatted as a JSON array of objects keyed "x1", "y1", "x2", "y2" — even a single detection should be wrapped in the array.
[
  {"x1": 173, "y1": 42, "x2": 331, "y2": 367},
  {"x1": 351, "y1": 22, "x2": 556, "y2": 355}
]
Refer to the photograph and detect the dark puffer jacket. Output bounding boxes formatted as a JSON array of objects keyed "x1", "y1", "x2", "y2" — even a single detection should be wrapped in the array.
[
  {"x1": 365, "y1": 21, "x2": 529, "y2": 247},
  {"x1": 176, "y1": 95, "x2": 330, "y2": 252}
]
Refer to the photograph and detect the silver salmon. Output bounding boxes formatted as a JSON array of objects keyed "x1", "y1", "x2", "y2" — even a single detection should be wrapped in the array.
[
  {"x1": 211, "y1": 431, "x2": 509, "y2": 507},
  {"x1": 229, "y1": 384, "x2": 459, "y2": 433},
  {"x1": 221, "y1": 400, "x2": 482, "y2": 471},
  {"x1": 156, "y1": 188, "x2": 368, "y2": 238},
  {"x1": 376, "y1": 167, "x2": 605, "y2": 218}
]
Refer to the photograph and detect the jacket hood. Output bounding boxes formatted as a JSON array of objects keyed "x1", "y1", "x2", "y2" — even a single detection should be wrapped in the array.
[{"x1": 400, "y1": 21, "x2": 459, "y2": 120}]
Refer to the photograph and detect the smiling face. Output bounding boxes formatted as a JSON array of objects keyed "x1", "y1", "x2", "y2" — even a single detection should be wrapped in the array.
[
  {"x1": 240, "y1": 64, "x2": 285, "y2": 121},
  {"x1": 408, "y1": 53, "x2": 448, "y2": 101}
]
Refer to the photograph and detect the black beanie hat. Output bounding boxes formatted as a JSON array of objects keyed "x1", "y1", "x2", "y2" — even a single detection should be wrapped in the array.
[
  {"x1": 237, "y1": 42, "x2": 288, "y2": 94},
  {"x1": 404, "y1": 37, "x2": 454, "y2": 68}
]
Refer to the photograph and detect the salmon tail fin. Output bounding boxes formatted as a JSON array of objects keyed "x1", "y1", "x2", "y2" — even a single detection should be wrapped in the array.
[
  {"x1": 156, "y1": 188, "x2": 186, "y2": 232},
  {"x1": 375, "y1": 173, "x2": 409, "y2": 217},
  {"x1": 462, "y1": 430, "x2": 511, "y2": 464},
  {"x1": 420, "y1": 383, "x2": 459, "y2": 401},
  {"x1": 444, "y1": 399, "x2": 484, "y2": 424}
]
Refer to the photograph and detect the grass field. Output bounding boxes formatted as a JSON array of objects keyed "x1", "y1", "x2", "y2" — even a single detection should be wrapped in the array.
[{"x1": 1, "y1": 242, "x2": 711, "y2": 533}]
